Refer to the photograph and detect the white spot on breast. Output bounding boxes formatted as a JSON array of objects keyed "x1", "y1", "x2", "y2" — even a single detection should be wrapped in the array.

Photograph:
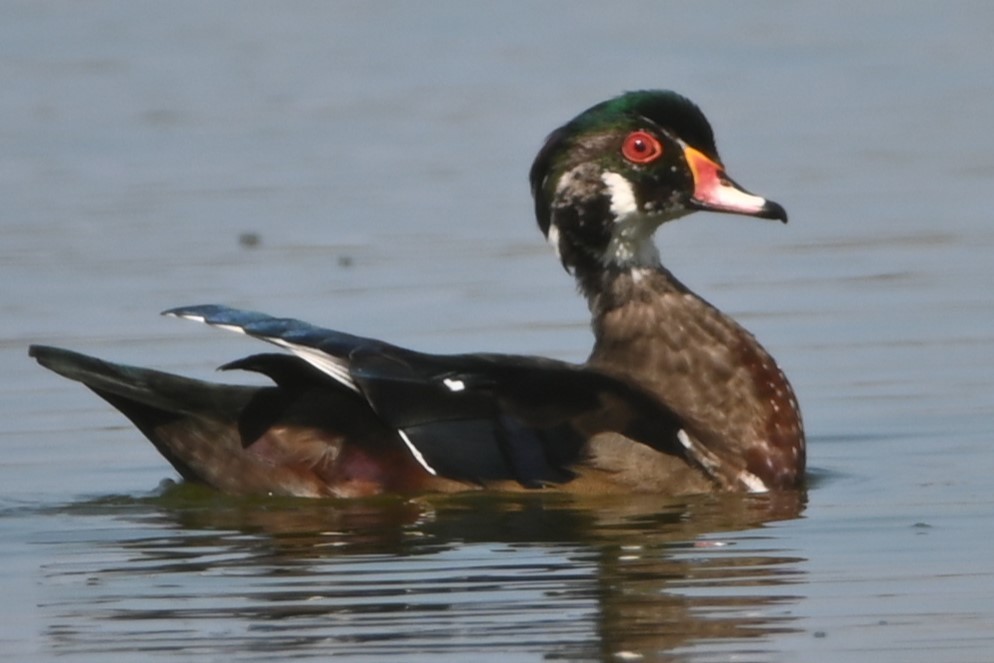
[{"x1": 737, "y1": 470, "x2": 769, "y2": 493}]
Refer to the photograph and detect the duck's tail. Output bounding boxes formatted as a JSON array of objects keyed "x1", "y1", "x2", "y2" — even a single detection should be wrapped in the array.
[
  {"x1": 28, "y1": 345, "x2": 402, "y2": 497},
  {"x1": 28, "y1": 345, "x2": 260, "y2": 488}
]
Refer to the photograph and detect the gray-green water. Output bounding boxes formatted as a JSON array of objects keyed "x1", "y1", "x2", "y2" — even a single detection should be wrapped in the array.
[{"x1": 3, "y1": 2, "x2": 993, "y2": 661}]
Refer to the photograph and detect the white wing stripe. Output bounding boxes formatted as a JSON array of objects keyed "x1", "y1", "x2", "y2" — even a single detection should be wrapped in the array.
[
  {"x1": 269, "y1": 340, "x2": 359, "y2": 393},
  {"x1": 166, "y1": 312, "x2": 360, "y2": 393},
  {"x1": 397, "y1": 429, "x2": 437, "y2": 475}
]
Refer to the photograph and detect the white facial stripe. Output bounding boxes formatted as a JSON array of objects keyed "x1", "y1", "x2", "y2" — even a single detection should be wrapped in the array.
[
  {"x1": 600, "y1": 171, "x2": 661, "y2": 269},
  {"x1": 601, "y1": 171, "x2": 638, "y2": 218}
]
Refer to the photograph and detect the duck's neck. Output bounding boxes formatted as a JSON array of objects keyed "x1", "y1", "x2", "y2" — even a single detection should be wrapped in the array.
[
  {"x1": 582, "y1": 264, "x2": 709, "y2": 385},
  {"x1": 581, "y1": 264, "x2": 805, "y2": 489},
  {"x1": 581, "y1": 261, "x2": 686, "y2": 318}
]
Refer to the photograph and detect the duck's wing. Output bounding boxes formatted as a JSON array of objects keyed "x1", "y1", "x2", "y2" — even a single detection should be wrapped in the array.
[{"x1": 166, "y1": 305, "x2": 699, "y2": 488}]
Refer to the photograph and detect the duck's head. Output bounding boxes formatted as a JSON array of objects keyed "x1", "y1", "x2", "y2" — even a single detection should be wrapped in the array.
[{"x1": 529, "y1": 90, "x2": 786, "y2": 275}]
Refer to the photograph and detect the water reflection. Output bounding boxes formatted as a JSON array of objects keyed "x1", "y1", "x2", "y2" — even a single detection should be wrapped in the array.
[{"x1": 40, "y1": 488, "x2": 806, "y2": 660}]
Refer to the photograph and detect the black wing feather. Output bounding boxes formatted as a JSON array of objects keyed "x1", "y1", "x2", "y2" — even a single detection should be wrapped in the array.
[{"x1": 176, "y1": 305, "x2": 693, "y2": 487}]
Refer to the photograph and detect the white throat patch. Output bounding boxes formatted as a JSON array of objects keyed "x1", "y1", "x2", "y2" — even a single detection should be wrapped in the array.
[
  {"x1": 546, "y1": 222, "x2": 563, "y2": 263},
  {"x1": 600, "y1": 171, "x2": 661, "y2": 269}
]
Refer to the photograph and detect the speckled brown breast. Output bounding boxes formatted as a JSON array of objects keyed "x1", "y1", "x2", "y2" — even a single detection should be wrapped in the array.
[{"x1": 586, "y1": 269, "x2": 805, "y2": 490}]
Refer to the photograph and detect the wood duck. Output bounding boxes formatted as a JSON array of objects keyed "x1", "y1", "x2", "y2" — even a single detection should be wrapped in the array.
[{"x1": 30, "y1": 90, "x2": 805, "y2": 498}]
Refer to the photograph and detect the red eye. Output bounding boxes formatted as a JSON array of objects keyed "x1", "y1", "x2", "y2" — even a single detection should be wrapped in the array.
[{"x1": 621, "y1": 131, "x2": 664, "y2": 164}]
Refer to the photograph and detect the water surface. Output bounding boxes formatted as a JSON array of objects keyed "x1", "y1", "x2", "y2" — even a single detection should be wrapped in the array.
[{"x1": 2, "y1": 2, "x2": 993, "y2": 661}]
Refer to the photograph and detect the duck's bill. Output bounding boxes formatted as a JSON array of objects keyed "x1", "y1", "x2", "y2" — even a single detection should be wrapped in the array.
[{"x1": 683, "y1": 146, "x2": 788, "y2": 223}]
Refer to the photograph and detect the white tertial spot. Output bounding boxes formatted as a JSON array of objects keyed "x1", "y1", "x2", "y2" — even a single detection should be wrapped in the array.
[
  {"x1": 442, "y1": 378, "x2": 466, "y2": 392},
  {"x1": 397, "y1": 429, "x2": 438, "y2": 475},
  {"x1": 676, "y1": 429, "x2": 693, "y2": 450}
]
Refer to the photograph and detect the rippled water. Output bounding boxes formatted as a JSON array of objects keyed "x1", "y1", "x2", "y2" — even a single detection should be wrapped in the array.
[
  {"x1": 19, "y1": 489, "x2": 806, "y2": 661},
  {"x1": 3, "y1": 2, "x2": 993, "y2": 661}
]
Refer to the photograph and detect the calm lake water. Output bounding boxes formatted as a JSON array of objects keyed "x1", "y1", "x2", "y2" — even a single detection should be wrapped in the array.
[{"x1": 3, "y1": 2, "x2": 993, "y2": 661}]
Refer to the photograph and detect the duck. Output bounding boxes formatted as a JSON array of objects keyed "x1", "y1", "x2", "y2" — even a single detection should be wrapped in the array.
[{"x1": 29, "y1": 90, "x2": 805, "y2": 498}]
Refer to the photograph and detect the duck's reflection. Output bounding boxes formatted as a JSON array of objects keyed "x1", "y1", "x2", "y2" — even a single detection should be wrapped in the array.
[{"x1": 52, "y1": 487, "x2": 806, "y2": 659}]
